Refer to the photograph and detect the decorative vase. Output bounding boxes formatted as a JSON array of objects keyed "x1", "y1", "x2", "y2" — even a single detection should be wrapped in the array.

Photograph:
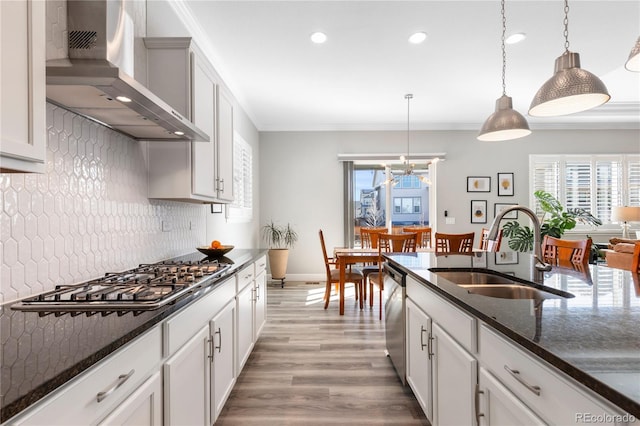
[{"x1": 268, "y1": 248, "x2": 289, "y2": 280}]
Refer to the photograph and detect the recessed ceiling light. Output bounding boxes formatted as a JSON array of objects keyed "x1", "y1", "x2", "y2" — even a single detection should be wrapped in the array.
[
  {"x1": 116, "y1": 95, "x2": 132, "y2": 102},
  {"x1": 174, "y1": 131, "x2": 184, "y2": 136},
  {"x1": 310, "y1": 32, "x2": 327, "y2": 44},
  {"x1": 408, "y1": 32, "x2": 427, "y2": 44},
  {"x1": 505, "y1": 32, "x2": 526, "y2": 44}
]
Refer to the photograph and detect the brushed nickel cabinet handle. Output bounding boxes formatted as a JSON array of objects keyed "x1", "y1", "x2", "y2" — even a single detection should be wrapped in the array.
[
  {"x1": 504, "y1": 365, "x2": 541, "y2": 396},
  {"x1": 420, "y1": 325, "x2": 427, "y2": 351},
  {"x1": 474, "y1": 383, "x2": 485, "y2": 426},
  {"x1": 427, "y1": 334, "x2": 434, "y2": 360},
  {"x1": 207, "y1": 336, "x2": 214, "y2": 361},
  {"x1": 215, "y1": 328, "x2": 222, "y2": 353},
  {"x1": 96, "y1": 369, "x2": 135, "y2": 402}
]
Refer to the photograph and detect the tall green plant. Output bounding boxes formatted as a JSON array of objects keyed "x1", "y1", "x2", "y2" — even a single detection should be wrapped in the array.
[
  {"x1": 502, "y1": 190, "x2": 602, "y2": 252},
  {"x1": 262, "y1": 221, "x2": 299, "y2": 249}
]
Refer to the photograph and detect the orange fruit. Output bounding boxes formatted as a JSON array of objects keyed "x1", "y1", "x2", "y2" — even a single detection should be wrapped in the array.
[{"x1": 211, "y1": 240, "x2": 221, "y2": 248}]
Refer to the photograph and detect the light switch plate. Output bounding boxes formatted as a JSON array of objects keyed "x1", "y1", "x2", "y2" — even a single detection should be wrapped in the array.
[{"x1": 445, "y1": 217, "x2": 455, "y2": 225}]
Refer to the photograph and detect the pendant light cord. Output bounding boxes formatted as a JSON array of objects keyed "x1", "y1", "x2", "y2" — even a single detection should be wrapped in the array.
[
  {"x1": 405, "y1": 94, "x2": 413, "y2": 170},
  {"x1": 501, "y1": 0, "x2": 507, "y2": 96},
  {"x1": 563, "y1": 0, "x2": 570, "y2": 53}
]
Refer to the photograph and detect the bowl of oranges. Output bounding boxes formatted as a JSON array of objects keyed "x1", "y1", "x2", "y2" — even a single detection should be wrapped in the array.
[{"x1": 197, "y1": 240, "x2": 234, "y2": 257}]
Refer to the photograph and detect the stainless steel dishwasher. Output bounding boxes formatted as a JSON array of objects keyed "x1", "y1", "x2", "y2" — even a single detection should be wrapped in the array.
[{"x1": 384, "y1": 261, "x2": 407, "y2": 385}]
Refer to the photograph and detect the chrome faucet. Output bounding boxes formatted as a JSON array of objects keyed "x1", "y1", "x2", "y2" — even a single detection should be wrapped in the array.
[{"x1": 486, "y1": 205, "x2": 552, "y2": 282}]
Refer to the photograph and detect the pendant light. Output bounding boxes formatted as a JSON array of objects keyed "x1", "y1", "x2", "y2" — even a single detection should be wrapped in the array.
[
  {"x1": 383, "y1": 94, "x2": 431, "y2": 187},
  {"x1": 625, "y1": 37, "x2": 640, "y2": 72},
  {"x1": 529, "y1": 0, "x2": 610, "y2": 116},
  {"x1": 477, "y1": 0, "x2": 531, "y2": 141}
]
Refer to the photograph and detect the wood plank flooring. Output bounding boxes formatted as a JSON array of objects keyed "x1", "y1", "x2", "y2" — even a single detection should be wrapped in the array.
[{"x1": 216, "y1": 281, "x2": 429, "y2": 425}]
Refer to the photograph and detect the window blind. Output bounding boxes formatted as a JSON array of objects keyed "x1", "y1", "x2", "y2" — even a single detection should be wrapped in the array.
[{"x1": 226, "y1": 134, "x2": 252, "y2": 222}]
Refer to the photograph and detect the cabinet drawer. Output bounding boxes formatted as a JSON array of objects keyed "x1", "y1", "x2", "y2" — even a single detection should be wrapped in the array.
[
  {"x1": 407, "y1": 276, "x2": 477, "y2": 353},
  {"x1": 236, "y1": 264, "x2": 255, "y2": 292},
  {"x1": 14, "y1": 327, "x2": 162, "y2": 425},
  {"x1": 479, "y1": 324, "x2": 624, "y2": 425},
  {"x1": 255, "y1": 255, "x2": 267, "y2": 275},
  {"x1": 164, "y1": 277, "x2": 235, "y2": 356}
]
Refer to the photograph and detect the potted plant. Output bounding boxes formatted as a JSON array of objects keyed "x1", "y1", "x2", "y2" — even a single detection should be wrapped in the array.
[
  {"x1": 262, "y1": 221, "x2": 298, "y2": 283},
  {"x1": 502, "y1": 190, "x2": 602, "y2": 253}
]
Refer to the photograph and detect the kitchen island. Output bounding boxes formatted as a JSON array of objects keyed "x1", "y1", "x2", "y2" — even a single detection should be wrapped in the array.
[
  {"x1": 385, "y1": 251, "x2": 639, "y2": 422},
  {"x1": 0, "y1": 249, "x2": 267, "y2": 424}
]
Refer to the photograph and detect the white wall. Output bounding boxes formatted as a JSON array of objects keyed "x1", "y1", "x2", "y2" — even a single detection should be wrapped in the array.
[{"x1": 260, "y1": 129, "x2": 639, "y2": 281}]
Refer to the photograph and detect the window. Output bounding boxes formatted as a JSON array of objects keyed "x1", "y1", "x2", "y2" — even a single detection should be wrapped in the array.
[
  {"x1": 530, "y1": 154, "x2": 640, "y2": 228},
  {"x1": 226, "y1": 133, "x2": 252, "y2": 222},
  {"x1": 394, "y1": 197, "x2": 421, "y2": 214},
  {"x1": 395, "y1": 174, "x2": 421, "y2": 189}
]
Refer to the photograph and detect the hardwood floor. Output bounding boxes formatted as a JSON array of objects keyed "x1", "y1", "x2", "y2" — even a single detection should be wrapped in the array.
[{"x1": 216, "y1": 281, "x2": 429, "y2": 425}]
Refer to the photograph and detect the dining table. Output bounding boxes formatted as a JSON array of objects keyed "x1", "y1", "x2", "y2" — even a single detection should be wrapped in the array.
[
  {"x1": 334, "y1": 245, "x2": 433, "y2": 315},
  {"x1": 333, "y1": 248, "x2": 380, "y2": 315}
]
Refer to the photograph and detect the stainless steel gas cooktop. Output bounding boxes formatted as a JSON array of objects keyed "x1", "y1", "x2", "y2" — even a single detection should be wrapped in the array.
[{"x1": 10, "y1": 258, "x2": 231, "y2": 316}]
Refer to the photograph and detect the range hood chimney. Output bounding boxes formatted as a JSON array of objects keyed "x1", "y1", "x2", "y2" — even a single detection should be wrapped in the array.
[{"x1": 46, "y1": 0, "x2": 209, "y2": 142}]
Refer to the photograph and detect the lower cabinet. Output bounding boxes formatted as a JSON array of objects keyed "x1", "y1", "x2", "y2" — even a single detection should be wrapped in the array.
[
  {"x1": 477, "y1": 367, "x2": 546, "y2": 426},
  {"x1": 98, "y1": 371, "x2": 163, "y2": 426},
  {"x1": 407, "y1": 275, "x2": 634, "y2": 426},
  {"x1": 164, "y1": 325, "x2": 211, "y2": 425},
  {"x1": 254, "y1": 268, "x2": 267, "y2": 338},
  {"x1": 432, "y1": 322, "x2": 477, "y2": 425},
  {"x1": 236, "y1": 279, "x2": 254, "y2": 372},
  {"x1": 406, "y1": 298, "x2": 433, "y2": 421},
  {"x1": 211, "y1": 301, "x2": 236, "y2": 421}
]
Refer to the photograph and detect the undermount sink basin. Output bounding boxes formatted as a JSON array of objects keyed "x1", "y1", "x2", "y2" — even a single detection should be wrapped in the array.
[
  {"x1": 458, "y1": 284, "x2": 568, "y2": 300},
  {"x1": 429, "y1": 269, "x2": 574, "y2": 300}
]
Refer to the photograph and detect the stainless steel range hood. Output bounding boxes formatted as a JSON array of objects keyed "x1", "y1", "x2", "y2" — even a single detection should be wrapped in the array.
[{"x1": 46, "y1": 0, "x2": 209, "y2": 142}]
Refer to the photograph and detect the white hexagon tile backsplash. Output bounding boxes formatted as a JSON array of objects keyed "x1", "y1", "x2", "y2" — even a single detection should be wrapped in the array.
[{"x1": 0, "y1": 104, "x2": 207, "y2": 304}]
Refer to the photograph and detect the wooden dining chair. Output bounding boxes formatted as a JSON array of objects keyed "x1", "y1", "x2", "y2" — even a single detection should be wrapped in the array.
[
  {"x1": 319, "y1": 230, "x2": 364, "y2": 310},
  {"x1": 360, "y1": 227, "x2": 387, "y2": 249},
  {"x1": 368, "y1": 232, "x2": 417, "y2": 320},
  {"x1": 479, "y1": 227, "x2": 503, "y2": 251},
  {"x1": 434, "y1": 232, "x2": 475, "y2": 253},
  {"x1": 403, "y1": 226, "x2": 432, "y2": 248},
  {"x1": 631, "y1": 242, "x2": 640, "y2": 273},
  {"x1": 541, "y1": 235, "x2": 592, "y2": 265}
]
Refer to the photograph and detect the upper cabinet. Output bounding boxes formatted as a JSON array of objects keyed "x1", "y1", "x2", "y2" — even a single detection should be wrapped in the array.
[
  {"x1": 145, "y1": 37, "x2": 234, "y2": 204},
  {"x1": 1, "y1": 0, "x2": 46, "y2": 173}
]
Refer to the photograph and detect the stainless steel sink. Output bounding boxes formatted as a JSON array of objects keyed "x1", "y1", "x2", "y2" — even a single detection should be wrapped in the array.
[
  {"x1": 458, "y1": 284, "x2": 567, "y2": 300},
  {"x1": 429, "y1": 269, "x2": 574, "y2": 300}
]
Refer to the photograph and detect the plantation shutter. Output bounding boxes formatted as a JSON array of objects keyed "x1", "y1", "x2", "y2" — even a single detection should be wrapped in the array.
[
  {"x1": 628, "y1": 157, "x2": 640, "y2": 206},
  {"x1": 531, "y1": 158, "x2": 559, "y2": 216},
  {"x1": 595, "y1": 160, "x2": 622, "y2": 223},
  {"x1": 226, "y1": 134, "x2": 253, "y2": 222}
]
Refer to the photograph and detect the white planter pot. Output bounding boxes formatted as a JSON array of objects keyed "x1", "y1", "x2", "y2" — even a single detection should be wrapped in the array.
[{"x1": 268, "y1": 248, "x2": 289, "y2": 279}]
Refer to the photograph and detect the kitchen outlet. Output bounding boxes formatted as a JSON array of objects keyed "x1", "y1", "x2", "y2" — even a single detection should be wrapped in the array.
[
  {"x1": 162, "y1": 220, "x2": 172, "y2": 232},
  {"x1": 445, "y1": 217, "x2": 455, "y2": 225}
]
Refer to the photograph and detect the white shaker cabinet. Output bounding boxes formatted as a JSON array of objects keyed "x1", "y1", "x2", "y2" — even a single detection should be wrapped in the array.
[
  {"x1": 477, "y1": 367, "x2": 546, "y2": 426},
  {"x1": 431, "y1": 322, "x2": 477, "y2": 426},
  {"x1": 164, "y1": 325, "x2": 211, "y2": 425},
  {"x1": 145, "y1": 37, "x2": 234, "y2": 204},
  {"x1": 0, "y1": 0, "x2": 46, "y2": 173},
  {"x1": 406, "y1": 297, "x2": 433, "y2": 422},
  {"x1": 98, "y1": 371, "x2": 163, "y2": 426},
  {"x1": 211, "y1": 301, "x2": 236, "y2": 422}
]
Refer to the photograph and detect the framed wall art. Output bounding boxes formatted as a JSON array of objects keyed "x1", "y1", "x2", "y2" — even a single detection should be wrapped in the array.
[
  {"x1": 467, "y1": 176, "x2": 491, "y2": 192},
  {"x1": 495, "y1": 251, "x2": 519, "y2": 265},
  {"x1": 497, "y1": 173, "x2": 514, "y2": 196},
  {"x1": 494, "y1": 203, "x2": 518, "y2": 219},
  {"x1": 470, "y1": 200, "x2": 488, "y2": 223}
]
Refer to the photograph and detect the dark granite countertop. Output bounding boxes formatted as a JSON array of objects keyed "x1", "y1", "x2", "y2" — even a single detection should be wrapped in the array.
[
  {"x1": 0, "y1": 249, "x2": 267, "y2": 423},
  {"x1": 385, "y1": 251, "x2": 640, "y2": 418}
]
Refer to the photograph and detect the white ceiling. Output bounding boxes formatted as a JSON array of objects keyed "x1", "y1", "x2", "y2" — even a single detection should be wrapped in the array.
[{"x1": 176, "y1": 0, "x2": 640, "y2": 132}]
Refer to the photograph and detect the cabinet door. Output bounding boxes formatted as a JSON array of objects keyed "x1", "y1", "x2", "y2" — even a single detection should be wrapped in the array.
[
  {"x1": 254, "y1": 270, "x2": 267, "y2": 339},
  {"x1": 216, "y1": 88, "x2": 234, "y2": 201},
  {"x1": 211, "y1": 301, "x2": 236, "y2": 422},
  {"x1": 432, "y1": 322, "x2": 477, "y2": 426},
  {"x1": 191, "y1": 52, "x2": 217, "y2": 198},
  {"x1": 406, "y1": 298, "x2": 433, "y2": 422},
  {"x1": 0, "y1": 0, "x2": 46, "y2": 173},
  {"x1": 164, "y1": 325, "x2": 211, "y2": 426},
  {"x1": 98, "y1": 372, "x2": 162, "y2": 426},
  {"x1": 236, "y1": 282, "x2": 254, "y2": 373},
  {"x1": 478, "y1": 368, "x2": 546, "y2": 426}
]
